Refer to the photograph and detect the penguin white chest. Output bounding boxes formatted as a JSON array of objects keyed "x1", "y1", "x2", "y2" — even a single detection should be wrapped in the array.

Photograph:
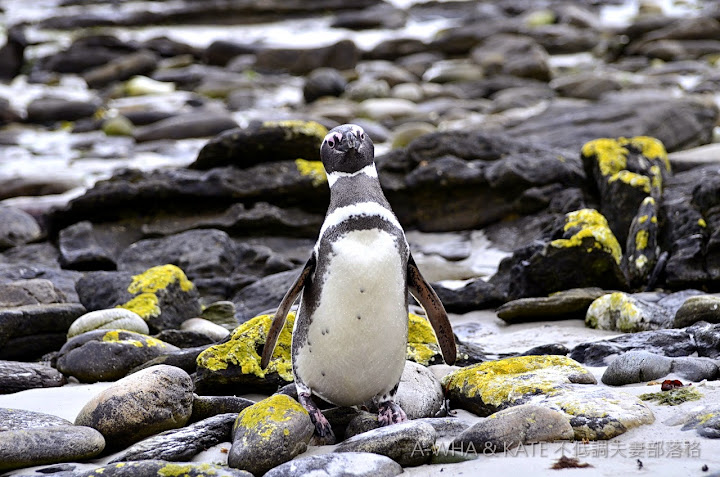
[{"x1": 295, "y1": 228, "x2": 408, "y2": 406}]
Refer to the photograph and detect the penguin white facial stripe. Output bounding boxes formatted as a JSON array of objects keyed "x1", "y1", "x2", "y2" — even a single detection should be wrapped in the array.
[
  {"x1": 316, "y1": 202, "x2": 403, "y2": 251},
  {"x1": 326, "y1": 164, "x2": 378, "y2": 187}
]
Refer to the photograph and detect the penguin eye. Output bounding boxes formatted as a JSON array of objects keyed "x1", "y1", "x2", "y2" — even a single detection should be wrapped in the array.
[
  {"x1": 326, "y1": 138, "x2": 335, "y2": 148},
  {"x1": 358, "y1": 131, "x2": 365, "y2": 140}
]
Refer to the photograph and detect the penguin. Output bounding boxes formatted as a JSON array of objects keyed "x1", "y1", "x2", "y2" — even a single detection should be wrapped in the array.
[{"x1": 261, "y1": 123, "x2": 456, "y2": 441}]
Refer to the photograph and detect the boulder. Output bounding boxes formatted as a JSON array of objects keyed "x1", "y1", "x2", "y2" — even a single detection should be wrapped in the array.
[
  {"x1": 585, "y1": 292, "x2": 673, "y2": 332},
  {"x1": 134, "y1": 111, "x2": 238, "y2": 142},
  {"x1": 264, "y1": 453, "x2": 402, "y2": 477},
  {"x1": 75, "y1": 365, "x2": 194, "y2": 449},
  {"x1": 497, "y1": 287, "x2": 607, "y2": 324},
  {"x1": 674, "y1": 295, "x2": 720, "y2": 328},
  {"x1": 601, "y1": 351, "x2": 673, "y2": 385},
  {"x1": 25, "y1": 97, "x2": 99, "y2": 124},
  {"x1": 0, "y1": 206, "x2": 42, "y2": 250},
  {"x1": 254, "y1": 40, "x2": 359, "y2": 75},
  {"x1": 67, "y1": 308, "x2": 149, "y2": 338}
]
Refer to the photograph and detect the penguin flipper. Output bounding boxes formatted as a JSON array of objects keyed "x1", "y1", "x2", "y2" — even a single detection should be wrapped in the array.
[
  {"x1": 407, "y1": 253, "x2": 457, "y2": 365},
  {"x1": 260, "y1": 255, "x2": 316, "y2": 369}
]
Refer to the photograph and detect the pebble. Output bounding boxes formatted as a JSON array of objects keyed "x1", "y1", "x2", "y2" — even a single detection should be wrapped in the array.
[
  {"x1": 0, "y1": 206, "x2": 42, "y2": 250},
  {"x1": 601, "y1": 350, "x2": 673, "y2": 385},
  {"x1": 67, "y1": 308, "x2": 149, "y2": 338}
]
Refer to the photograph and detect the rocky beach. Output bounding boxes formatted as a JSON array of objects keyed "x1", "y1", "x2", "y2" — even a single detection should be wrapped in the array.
[{"x1": 2, "y1": 0, "x2": 720, "y2": 475}]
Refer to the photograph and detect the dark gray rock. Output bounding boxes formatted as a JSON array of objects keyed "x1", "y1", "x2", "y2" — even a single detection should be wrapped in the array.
[
  {"x1": 25, "y1": 97, "x2": 99, "y2": 124},
  {"x1": 432, "y1": 278, "x2": 502, "y2": 313},
  {"x1": 0, "y1": 278, "x2": 66, "y2": 307},
  {"x1": 470, "y1": 34, "x2": 550, "y2": 81},
  {"x1": 254, "y1": 39, "x2": 359, "y2": 75},
  {"x1": 376, "y1": 130, "x2": 582, "y2": 231},
  {"x1": 83, "y1": 50, "x2": 158, "y2": 88},
  {"x1": 204, "y1": 40, "x2": 257, "y2": 66},
  {"x1": 191, "y1": 120, "x2": 327, "y2": 170},
  {"x1": 505, "y1": 96, "x2": 717, "y2": 153},
  {"x1": 233, "y1": 268, "x2": 300, "y2": 322},
  {"x1": 0, "y1": 303, "x2": 86, "y2": 360},
  {"x1": 0, "y1": 408, "x2": 71, "y2": 430},
  {"x1": 0, "y1": 264, "x2": 82, "y2": 302},
  {"x1": 264, "y1": 452, "x2": 403, "y2": 477},
  {"x1": 331, "y1": 3, "x2": 406, "y2": 30},
  {"x1": 497, "y1": 288, "x2": 607, "y2": 324},
  {"x1": 570, "y1": 329, "x2": 695, "y2": 366},
  {"x1": 0, "y1": 360, "x2": 66, "y2": 394},
  {"x1": 229, "y1": 395, "x2": 314, "y2": 475},
  {"x1": 56, "y1": 330, "x2": 179, "y2": 382},
  {"x1": 111, "y1": 413, "x2": 236, "y2": 462},
  {"x1": 551, "y1": 73, "x2": 622, "y2": 100},
  {"x1": 335, "y1": 420, "x2": 436, "y2": 467},
  {"x1": 58, "y1": 221, "x2": 117, "y2": 270},
  {"x1": 134, "y1": 111, "x2": 238, "y2": 142},
  {"x1": 674, "y1": 295, "x2": 720, "y2": 328},
  {"x1": 304, "y1": 67, "x2": 347, "y2": 103},
  {"x1": 601, "y1": 351, "x2": 674, "y2": 385},
  {"x1": 452, "y1": 404, "x2": 574, "y2": 451},
  {"x1": 0, "y1": 425, "x2": 105, "y2": 472},
  {"x1": 151, "y1": 329, "x2": 215, "y2": 349},
  {"x1": 687, "y1": 321, "x2": 720, "y2": 359},
  {"x1": 344, "y1": 411, "x2": 381, "y2": 439},
  {"x1": 656, "y1": 289, "x2": 705, "y2": 315},
  {"x1": 0, "y1": 206, "x2": 42, "y2": 250},
  {"x1": 0, "y1": 26, "x2": 27, "y2": 82},
  {"x1": 190, "y1": 395, "x2": 254, "y2": 423},
  {"x1": 670, "y1": 357, "x2": 719, "y2": 382},
  {"x1": 75, "y1": 365, "x2": 194, "y2": 449},
  {"x1": 76, "y1": 461, "x2": 253, "y2": 477}
]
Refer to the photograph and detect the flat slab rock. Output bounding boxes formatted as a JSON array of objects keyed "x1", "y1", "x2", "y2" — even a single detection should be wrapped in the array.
[
  {"x1": 0, "y1": 360, "x2": 66, "y2": 394},
  {"x1": 75, "y1": 461, "x2": 253, "y2": 477},
  {"x1": 496, "y1": 287, "x2": 608, "y2": 323}
]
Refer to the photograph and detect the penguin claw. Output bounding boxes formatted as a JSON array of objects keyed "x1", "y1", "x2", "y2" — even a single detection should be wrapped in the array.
[
  {"x1": 299, "y1": 391, "x2": 336, "y2": 444},
  {"x1": 377, "y1": 401, "x2": 407, "y2": 426}
]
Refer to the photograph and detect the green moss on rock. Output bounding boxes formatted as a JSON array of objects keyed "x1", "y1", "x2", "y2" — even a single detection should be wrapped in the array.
[{"x1": 639, "y1": 387, "x2": 703, "y2": 406}]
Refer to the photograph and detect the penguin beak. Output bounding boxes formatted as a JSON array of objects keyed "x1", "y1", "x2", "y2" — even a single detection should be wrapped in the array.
[{"x1": 341, "y1": 131, "x2": 359, "y2": 151}]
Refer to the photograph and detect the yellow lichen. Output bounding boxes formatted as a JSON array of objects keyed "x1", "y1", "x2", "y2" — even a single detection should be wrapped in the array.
[
  {"x1": 102, "y1": 330, "x2": 167, "y2": 348},
  {"x1": 119, "y1": 293, "x2": 160, "y2": 319},
  {"x1": 608, "y1": 170, "x2": 651, "y2": 193},
  {"x1": 235, "y1": 394, "x2": 307, "y2": 441},
  {"x1": 627, "y1": 136, "x2": 669, "y2": 169},
  {"x1": 441, "y1": 355, "x2": 590, "y2": 408},
  {"x1": 635, "y1": 255, "x2": 648, "y2": 270},
  {"x1": 551, "y1": 209, "x2": 622, "y2": 265},
  {"x1": 127, "y1": 264, "x2": 194, "y2": 294},
  {"x1": 158, "y1": 463, "x2": 218, "y2": 477},
  {"x1": 197, "y1": 312, "x2": 295, "y2": 381},
  {"x1": 699, "y1": 218, "x2": 707, "y2": 228},
  {"x1": 637, "y1": 215, "x2": 648, "y2": 224},
  {"x1": 635, "y1": 230, "x2": 649, "y2": 251},
  {"x1": 407, "y1": 312, "x2": 442, "y2": 365},
  {"x1": 581, "y1": 139, "x2": 627, "y2": 177},
  {"x1": 295, "y1": 159, "x2": 328, "y2": 186}
]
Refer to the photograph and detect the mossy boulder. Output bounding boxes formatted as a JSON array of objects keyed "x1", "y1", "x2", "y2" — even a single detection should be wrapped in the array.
[
  {"x1": 585, "y1": 292, "x2": 673, "y2": 332},
  {"x1": 76, "y1": 264, "x2": 202, "y2": 333},
  {"x1": 581, "y1": 136, "x2": 669, "y2": 245},
  {"x1": 194, "y1": 311, "x2": 445, "y2": 394},
  {"x1": 191, "y1": 120, "x2": 328, "y2": 170},
  {"x1": 491, "y1": 209, "x2": 627, "y2": 300},
  {"x1": 56, "y1": 329, "x2": 179, "y2": 382},
  {"x1": 673, "y1": 295, "x2": 720, "y2": 328},
  {"x1": 442, "y1": 355, "x2": 654, "y2": 440},
  {"x1": 228, "y1": 394, "x2": 314, "y2": 475}
]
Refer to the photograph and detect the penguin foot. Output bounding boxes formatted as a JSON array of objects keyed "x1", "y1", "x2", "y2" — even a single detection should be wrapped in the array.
[
  {"x1": 378, "y1": 400, "x2": 407, "y2": 426},
  {"x1": 298, "y1": 391, "x2": 336, "y2": 444}
]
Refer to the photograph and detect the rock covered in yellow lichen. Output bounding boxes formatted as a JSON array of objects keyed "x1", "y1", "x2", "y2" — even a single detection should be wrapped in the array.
[
  {"x1": 550, "y1": 208, "x2": 622, "y2": 265},
  {"x1": 56, "y1": 329, "x2": 179, "y2": 382},
  {"x1": 118, "y1": 264, "x2": 201, "y2": 332},
  {"x1": 442, "y1": 355, "x2": 597, "y2": 416},
  {"x1": 442, "y1": 355, "x2": 654, "y2": 440},
  {"x1": 76, "y1": 460, "x2": 254, "y2": 477},
  {"x1": 585, "y1": 291, "x2": 673, "y2": 332},
  {"x1": 228, "y1": 394, "x2": 314, "y2": 475},
  {"x1": 407, "y1": 312, "x2": 444, "y2": 365},
  {"x1": 625, "y1": 196, "x2": 661, "y2": 289},
  {"x1": 581, "y1": 136, "x2": 669, "y2": 246},
  {"x1": 195, "y1": 312, "x2": 295, "y2": 393}
]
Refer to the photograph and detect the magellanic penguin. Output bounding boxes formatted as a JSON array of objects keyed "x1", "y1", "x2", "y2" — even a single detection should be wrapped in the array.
[{"x1": 261, "y1": 123, "x2": 456, "y2": 441}]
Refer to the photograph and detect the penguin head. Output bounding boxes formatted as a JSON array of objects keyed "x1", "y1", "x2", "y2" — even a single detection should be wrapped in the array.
[{"x1": 320, "y1": 124, "x2": 374, "y2": 174}]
